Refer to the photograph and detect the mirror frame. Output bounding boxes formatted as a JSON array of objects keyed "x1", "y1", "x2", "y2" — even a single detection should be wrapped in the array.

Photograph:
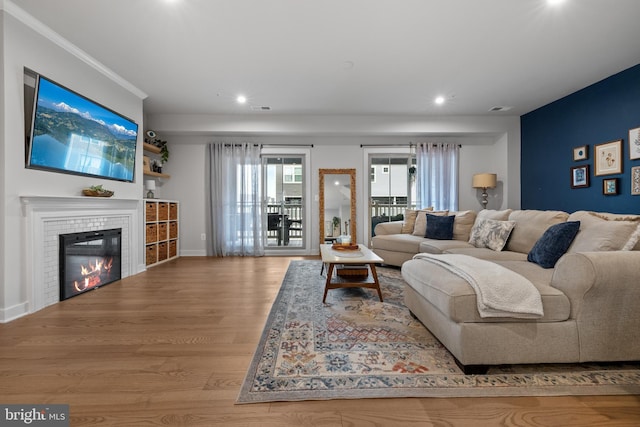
[{"x1": 319, "y1": 168, "x2": 357, "y2": 245}]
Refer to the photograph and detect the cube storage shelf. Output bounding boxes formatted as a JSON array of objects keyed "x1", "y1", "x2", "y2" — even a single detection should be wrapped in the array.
[{"x1": 145, "y1": 199, "x2": 179, "y2": 267}]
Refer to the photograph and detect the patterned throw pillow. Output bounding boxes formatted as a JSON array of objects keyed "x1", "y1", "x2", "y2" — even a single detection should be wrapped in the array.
[
  {"x1": 425, "y1": 214, "x2": 456, "y2": 240},
  {"x1": 528, "y1": 221, "x2": 581, "y2": 268},
  {"x1": 469, "y1": 218, "x2": 516, "y2": 251}
]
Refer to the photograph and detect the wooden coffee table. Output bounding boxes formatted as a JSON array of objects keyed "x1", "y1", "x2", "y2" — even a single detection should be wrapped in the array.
[{"x1": 319, "y1": 243, "x2": 384, "y2": 303}]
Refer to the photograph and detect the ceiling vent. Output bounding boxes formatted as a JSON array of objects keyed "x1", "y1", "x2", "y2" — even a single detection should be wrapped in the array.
[
  {"x1": 251, "y1": 105, "x2": 272, "y2": 111},
  {"x1": 489, "y1": 106, "x2": 513, "y2": 112}
]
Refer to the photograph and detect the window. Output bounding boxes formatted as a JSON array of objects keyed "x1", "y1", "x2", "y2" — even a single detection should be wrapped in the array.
[
  {"x1": 283, "y1": 165, "x2": 302, "y2": 183},
  {"x1": 368, "y1": 154, "x2": 416, "y2": 239}
]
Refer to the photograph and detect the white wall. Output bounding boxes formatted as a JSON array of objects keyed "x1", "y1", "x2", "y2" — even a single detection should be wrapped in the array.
[
  {"x1": 158, "y1": 139, "x2": 207, "y2": 256},
  {"x1": 0, "y1": 10, "x2": 145, "y2": 320},
  {"x1": 158, "y1": 131, "x2": 519, "y2": 255}
]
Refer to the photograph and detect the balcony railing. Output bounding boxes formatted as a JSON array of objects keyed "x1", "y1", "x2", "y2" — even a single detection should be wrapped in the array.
[
  {"x1": 370, "y1": 203, "x2": 415, "y2": 218},
  {"x1": 266, "y1": 203, "x2": 303, "y2": 245}
]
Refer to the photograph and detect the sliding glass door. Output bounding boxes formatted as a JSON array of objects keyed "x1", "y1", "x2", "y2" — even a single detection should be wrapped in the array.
[
  {"x1": 263, "y1": 155, "x2": 305, "y2": 248},
  {"x1": 369, "y1": 154, "x2": 416, "y2": 241}
]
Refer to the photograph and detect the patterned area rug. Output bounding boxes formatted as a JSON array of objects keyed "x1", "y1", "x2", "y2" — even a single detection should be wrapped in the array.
[{"x1": 237, "y1": 260, "x2": 640, "y2": 403}]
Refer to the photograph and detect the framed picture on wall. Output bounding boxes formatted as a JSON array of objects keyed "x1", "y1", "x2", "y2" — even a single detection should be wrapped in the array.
[
  {"x1": 570, "y1": 165, "x2": 589, "y2": 189},
  {"x1": 629, "y1": 127, "x2": 640, "y2": 160},
  {"x1": 573, "y1": 145, "x2": 588, "y2": 161},
  {"x1": 594, "y1": 140, "x2": 623, "y2": 176},
  {"x1": 603, "y1": 178, "x2": 619, "y2": 195},
  {"x1": 632, "y1": 166, "x2": 640, "y2": 195}
]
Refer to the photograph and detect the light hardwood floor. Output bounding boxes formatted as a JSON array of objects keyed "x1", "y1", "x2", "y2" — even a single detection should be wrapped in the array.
[{"x1": 1, "y1": 256, "x2": 639, "y2": 426}]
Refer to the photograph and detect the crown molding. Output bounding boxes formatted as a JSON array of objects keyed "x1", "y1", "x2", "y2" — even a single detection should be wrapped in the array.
[{"x1": 1, "y1": 0, "x2": 147, "y2": 100}]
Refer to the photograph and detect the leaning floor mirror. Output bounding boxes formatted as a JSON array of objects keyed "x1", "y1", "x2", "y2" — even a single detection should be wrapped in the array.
[{"x1": 319, "y1": 168, "x2": 356, "y2": 245}]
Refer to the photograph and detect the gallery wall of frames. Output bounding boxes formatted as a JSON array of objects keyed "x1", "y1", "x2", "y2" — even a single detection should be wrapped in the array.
[{"x1": 521, "y1": 63, "x2": 640, "y2": 214}]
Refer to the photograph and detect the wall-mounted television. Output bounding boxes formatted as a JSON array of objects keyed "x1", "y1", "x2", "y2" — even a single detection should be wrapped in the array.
[{"x1": 25, "y1": 69, "x2": 138, "y2": 182}]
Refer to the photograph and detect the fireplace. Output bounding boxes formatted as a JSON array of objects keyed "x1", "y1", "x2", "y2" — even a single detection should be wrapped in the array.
[{"x1": 59, "y1": 228, "x2": 122, "y2": 300}]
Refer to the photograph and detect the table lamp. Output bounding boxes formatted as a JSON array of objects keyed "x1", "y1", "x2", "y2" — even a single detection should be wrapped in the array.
[
  {"x1": 472, "y1": 173, "x2": 497, "y2": 209},
  {"x1": 145, "y1": 180, "x2": 156, "y2": 199}
]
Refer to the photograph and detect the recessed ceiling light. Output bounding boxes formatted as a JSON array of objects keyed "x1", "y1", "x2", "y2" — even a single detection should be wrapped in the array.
[
  {"x1": 547, "y1": 0, "x2": 565, "y2": 6},
  {"x1": 236, "y1": 95, "x2": 247, "y2": 104},
  {"x1": 434, "y1": 96, "x2": 446, "y2": 105}
]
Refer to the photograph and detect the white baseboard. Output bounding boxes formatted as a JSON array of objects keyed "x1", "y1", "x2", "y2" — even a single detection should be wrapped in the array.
[
  {"x1": 0, "y1": 301, "x2": 29, "y2": 323},
  {"x1": 180, "y1": 250, "x2": 207, "y2": 256}
]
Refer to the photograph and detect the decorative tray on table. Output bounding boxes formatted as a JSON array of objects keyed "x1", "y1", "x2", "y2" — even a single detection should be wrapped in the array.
[{"x1": 331, "y1": 243, "x2": 359, "y2": 251}]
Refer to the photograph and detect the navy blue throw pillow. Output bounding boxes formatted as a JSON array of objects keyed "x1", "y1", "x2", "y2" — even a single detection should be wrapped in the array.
[
  {"x1": 425, "y1": 214, "x2": 455, "y2": 240},
  {"x1": 527, "y1": 221, "x2": 581, "y2": 268}
]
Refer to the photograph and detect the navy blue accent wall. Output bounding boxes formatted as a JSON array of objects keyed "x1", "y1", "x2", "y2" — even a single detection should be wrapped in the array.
[{"x1": 521, "y1": 63, "x2": 640, "y2": 214}]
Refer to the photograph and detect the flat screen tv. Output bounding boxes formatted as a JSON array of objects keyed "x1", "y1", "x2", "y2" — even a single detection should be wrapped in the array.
[{"x1": 26, "y1": 72, "x2": 138, "y2": 182}]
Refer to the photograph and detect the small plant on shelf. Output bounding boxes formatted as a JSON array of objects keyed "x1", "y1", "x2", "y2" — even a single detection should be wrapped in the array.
[
  {"x1": 159, "y1": 141, "x2": 169, "y2": 163},
  {"x1": 145, "y1": 130, "x2": 169, "y2": 163},
  {"x1": 82, "y1": 184, "x2": 114, "y2": 197}
]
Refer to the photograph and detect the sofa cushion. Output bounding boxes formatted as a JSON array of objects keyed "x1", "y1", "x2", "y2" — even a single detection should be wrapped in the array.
[
  {"x1": 402, "y1": 258, "x2": 570, "y2": 323},
  {"x1": 450, "y1": 210, "x2": 477, "y2": 241},
  {"x1": 445, "y1": 247, "x2": 528, "y2": 261},
  {"x1": 589, "y1": 212, "x2": 640, "y2": 250},
  {"x1": 476, "y1": 209, "x2": 512, "y2": 221},
  {"x1": 419, "y1": 239, "x2": 475, "y2": 254},
  {"x1": 425, "y1": 214, "x2": 455, "y2": 239},
  {"x1": 412, "y1": 210, "x2": 448, "y2": 236},
  {"x1": 401, "y1": 207, "x2": 432, "y2": 234},
  {"x1": 372, "y1": 233, "x2": 427, "y2": 254},
  {"x1": 505, "y1": 210, "x2": 569, "y2": 254},
  {"x1": 468, "y1": 219, "x2": 516, "y2": 251},
  {"x1": 567, "y1": 211, "x2": 640, "y2": 252},
  {"x1": 625, "y1": 224, "x2": 640, "y2": 251},
  {"x1": 528, "y1": 221, "x2": 581, "y2": 268}
]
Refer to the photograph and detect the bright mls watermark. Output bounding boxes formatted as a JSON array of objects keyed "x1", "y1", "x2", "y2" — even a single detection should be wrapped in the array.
[{"x1": 1, "y1": 405, "x2": 69, "y2": 426}]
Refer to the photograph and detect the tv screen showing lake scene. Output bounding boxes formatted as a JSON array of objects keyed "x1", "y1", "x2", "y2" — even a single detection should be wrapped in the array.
[{"x1": 28, "y1": 76, "x2": 138, "y2": 182}]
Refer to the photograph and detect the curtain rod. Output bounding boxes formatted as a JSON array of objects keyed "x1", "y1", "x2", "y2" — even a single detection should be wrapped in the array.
[
  {"x1": 261, "y1": 144, "x2": 314, "y2": 148},
  {"x1": 360, "y1": 143, "x2": 461, "y2": 148},
  {"x1": 360, "y1": 144, "x2": 411, "y2": 147},
  {"x1": 219, "y1": 143, "x2": 314, "y2": 148}
]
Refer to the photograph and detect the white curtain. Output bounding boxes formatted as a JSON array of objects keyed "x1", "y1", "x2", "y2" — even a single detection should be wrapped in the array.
[
  {"x1": 205, "y1": 143, "x2": 264, "y2": 256},
  {"x1": 415, "y1": 143, "x2": 459, "y2": 211}
]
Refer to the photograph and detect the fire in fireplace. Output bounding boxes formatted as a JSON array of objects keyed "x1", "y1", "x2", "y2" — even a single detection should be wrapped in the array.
[{"x1": 59, "y1": 228, "x2": 122, "y2": 300}]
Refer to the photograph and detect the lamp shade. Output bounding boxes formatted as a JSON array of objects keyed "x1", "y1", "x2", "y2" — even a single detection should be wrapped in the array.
[
  {"x1": 145, "y1": 180, "x2": 156, "y2": 191},
  {"x1": 472, "y1": 173, "x2": 497, "y2": 189}
]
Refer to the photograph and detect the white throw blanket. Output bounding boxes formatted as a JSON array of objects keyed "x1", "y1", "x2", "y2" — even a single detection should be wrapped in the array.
[{"x1": 412, "y1": 253, "x2": 544, "y2": 319}]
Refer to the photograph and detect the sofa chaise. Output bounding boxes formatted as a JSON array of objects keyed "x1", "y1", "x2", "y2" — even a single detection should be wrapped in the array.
[{"x1": 372, "y1": 208, "x2": 640, "y2": 373}]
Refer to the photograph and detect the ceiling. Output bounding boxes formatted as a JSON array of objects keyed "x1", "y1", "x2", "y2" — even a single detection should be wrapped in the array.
[{"x1": 10, "y1": 0, "x2": 640, "y2": 117}]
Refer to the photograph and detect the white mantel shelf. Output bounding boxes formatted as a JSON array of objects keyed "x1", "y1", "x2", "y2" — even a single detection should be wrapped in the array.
[
  {"x1": 20, "y1": 195, "x2": 140, "y2": 203},
  {"x1": 20, "y1": 195, "x2": 140, "y2": 214}
]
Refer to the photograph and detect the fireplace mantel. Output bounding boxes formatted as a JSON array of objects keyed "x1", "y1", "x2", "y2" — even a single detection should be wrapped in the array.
[
  {"x1": 21, "y1": 195, "x2": 139, "y2": 214},
  {"x1": 20, "y1": 195, "x2": 141, "y2": 316}
]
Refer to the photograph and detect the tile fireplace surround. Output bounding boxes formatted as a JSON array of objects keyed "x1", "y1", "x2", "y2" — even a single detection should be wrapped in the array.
[{"x1": 20, "y1": 196, "x2": 141, "y2": 318}]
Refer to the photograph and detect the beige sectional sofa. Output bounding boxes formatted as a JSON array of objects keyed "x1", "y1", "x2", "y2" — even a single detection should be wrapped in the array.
[{"x1": 371, "y1": 209, "x2": 640, "y2": 373}]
